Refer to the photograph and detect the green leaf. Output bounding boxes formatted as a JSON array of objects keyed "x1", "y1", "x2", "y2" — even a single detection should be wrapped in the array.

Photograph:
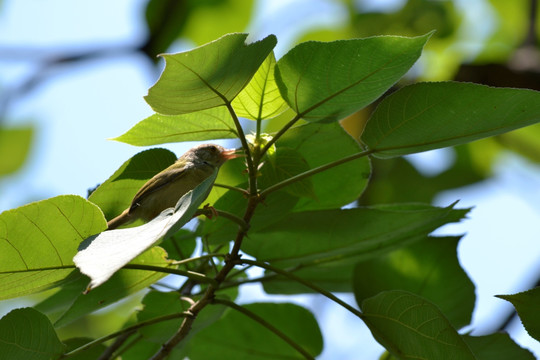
[
  {"x1": 136, "y1": 291, "x2": 226, "y2": 344},
  {"x1": 0, "y1": 126, "x2": 33, "y2": 176},
  {"x1": 463, "y1": 333, "x2": 535, "y2": 360},
  {"x1": 497, "y1": 287, "x2": 540, "y2": 342},
  {"x1": 89, "y1": 148, "x2": 177, "y2": 221},
  {"x1": 275, "y1": 33, "x2": 430, "y2": 122},
  {"x1": 56, "y1": 247, "x2": 171, "y2": 326},
  {"x1": 62, "y1": 338, "x2": 108, "y2": 360},
  {"x1": 361, "y1": 290, "x2": 476, "y2": 360},
  {"x1": 277, "y1": 122, "x2": 371, "y2": 211},
  {"x1": 112, "y1": 107, "x2": 237, "y2": 146},
  {"x1": 75, "y1": 172, "x2": 217, "y2": 289},
  {"x1": 0, "y1": 195, "x2": 105, "y2": 300},
  {"x1": 145, "y1": 33, "x2": 277, "y2": 115},
  {"x1": 353, "y1": 236, "x2": 475, "y2": 328},
  {"x1": 362, "y1": 82, "x2": 540, "y2": 158},
  {"x1": 260, "y1": 147, "x2": 316, "y2": 199},
  {"x1": 244, "y1": 203, "x2": 468, "y2": 268},
  {"x1": 232, "y1": 52, "x2": 289, "y2": 120},
  {"x1": 184, "y1": 303, "x2": 323, "y2": 359},
  {"x1": 0, "y1": 308, "x2": 65, "y2": 360}
]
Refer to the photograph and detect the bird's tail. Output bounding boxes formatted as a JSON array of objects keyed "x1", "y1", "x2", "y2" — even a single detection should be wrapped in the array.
[{"x1": 107, "y1": 209, "x2": 132, "y2": 230}]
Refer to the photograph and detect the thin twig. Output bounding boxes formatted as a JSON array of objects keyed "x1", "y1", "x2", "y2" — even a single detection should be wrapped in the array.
[
  {"x1": 241, "y1": 259, "x2": 364, "y2": 319},
  {"x1": 212, "y1": 298, "x2": 315, "y2": 359},
  {"x1": 61, "y1": 312, "x2": 191, "y2": 358},
  {"x1": 260, "y1": 149, "x2": 373, "y2": 197}
]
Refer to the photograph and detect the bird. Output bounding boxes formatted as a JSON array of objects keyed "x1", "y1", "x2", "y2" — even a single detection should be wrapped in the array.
[{"x1": 107, "y1": 144, "x2": 240, "y2": 230}]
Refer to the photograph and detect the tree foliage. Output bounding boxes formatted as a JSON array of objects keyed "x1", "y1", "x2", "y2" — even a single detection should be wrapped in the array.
[{"x1": 1, "y1": 31, "x2": 539, "y2": 360}]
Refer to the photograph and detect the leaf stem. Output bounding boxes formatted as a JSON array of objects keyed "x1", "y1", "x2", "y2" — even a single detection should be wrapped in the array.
[
  {"x1": 225, "y1": 102, "x2": 258, "y2": 195},
  {"x1": 260, "y1": 149, "x2": 373, "y2": 197},
  {"x1": 213, "y1": 182, "x2": 249, "y2": 195},
  {"x1": 241, "y1": 259, "x2": 364, "y2": 319},
  {"x1": 169, "y1": 253, "x2": 226, "y2": 266},
  {"x1": 60, "y1": 312, "x2": 191, "y2": 359},
  {"x1": 212, "y1": 298, "x2": 315, "y2": 360},
  {"x1": 195, "y1": 208, "x2": 250, "y2": 231},
  {"x1": 260, "y1": 113, "x2": 302, "y2": 157},
  {"x1": 123, "y1": 264, "x2": 216, "y2": 286}
]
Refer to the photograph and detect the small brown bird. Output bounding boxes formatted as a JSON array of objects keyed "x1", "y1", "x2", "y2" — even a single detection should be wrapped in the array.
[{"x1": 107, "y1": 144, "x2": 240, "y2": 230}]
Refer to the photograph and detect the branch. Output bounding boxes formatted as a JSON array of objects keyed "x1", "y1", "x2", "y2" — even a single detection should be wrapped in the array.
[
  {"x1": 241, "y1": 259, "x2": 364, "y2": 319},
  {"x1": 212, "y1": 298, "x2": 315, "y2": 360},
  {"x1": 260, "y1": 114, "x2": 302, "y2": 158},
  {"x1": 260, "y1": 149, "x2": 373, "y2": 197},
  {"x1": 123, "y1": 264, "x2": 216, "y2": 286},
  {"x1": 61, "y1": 312, "x2": 191, "y2": 359}
]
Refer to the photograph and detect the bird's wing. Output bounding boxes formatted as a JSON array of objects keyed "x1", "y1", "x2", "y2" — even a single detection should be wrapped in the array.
[{"x1": 129, "y1": 163, "x2": 188, "y2": 212}]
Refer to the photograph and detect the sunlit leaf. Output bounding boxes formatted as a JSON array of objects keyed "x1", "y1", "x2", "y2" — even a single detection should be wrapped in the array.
[
  {"x1": 0, "y1": 308, "x2": 65, "y2": 360},
  {"x1": 0, "y1": 196, "x2": 105, "y2": 300},
  {"x1": 0, "y1": 126, "x2": 33, "y2": 176},
  {"x1": 112, "y1": 107, "x2": 237, "y2": 146},
  {"x1": 353, "y1": 236, "x2": 474, "y2": 328},
  {"x1": 75, "y1": 173, "x2": 217, "y2": 290},
  {"x1": 145, "y1": 33, "x2": 277, "y2": 115},
  {"x1": 497, "y1": 287, "x2": 540, "y2": 342},
  {"x1": 361, "y1": 290, "x2": 476, "y2": 360},
  {"x1": 362, "y1": 82, "x2": 540, "y2": 158},
  {"x1": 275, "y1": 33, "x2": 430, "y2": 122},
  {"x1": 232, "y1": 52, "x2": 289, "y2": 120}
]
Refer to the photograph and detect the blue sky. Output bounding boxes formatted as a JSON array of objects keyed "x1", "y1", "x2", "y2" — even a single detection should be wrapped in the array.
[{"x1": 1, "y1": 0, "x2": 539, "y2": 358}]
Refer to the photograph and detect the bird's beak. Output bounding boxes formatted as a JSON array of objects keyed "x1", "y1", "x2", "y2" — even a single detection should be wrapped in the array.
[{"x1": 221, "y1": 148, "x2": 245, "y2": 160}]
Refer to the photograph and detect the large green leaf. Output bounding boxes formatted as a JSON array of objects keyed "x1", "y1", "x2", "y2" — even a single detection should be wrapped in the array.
[
  {"x1": 497, "y1": 287, "x2": 540, "y2": 342},
  {"x1": 353, "y1": 236, "x2": 475, "y2": 328},
  {"x1": 361, "y1": 290, "x2": 476, "y2": 360},
  {"x1": 0, "y1": 196, "x2": 105, "y2": 300},
  {"x1": 89, "y1": 148, "x2": 177, "y2": 221},
  {"x1": 243, "y1": 203, "x2": 468, "y2": 268},
  {"x1": 275, "y1": 33, "x2": 430, "y2": 122},
  {"x1": 56, "y1": 247, "x2": 171, "y2": 326},
  {"x1": 184, "y1": 303, "x2": 323, "y2": 359},
  {"x1": 463, "y1": 333, "x2": 535, "y2": 360},
  {"x1": 0, "y1": 308, "x2": 65, "y2": 360},
  {"x1": 276, "y1": 122, "x2": 371, "y2": 211},
  {"x1": 112, "y1": 107, "x2": 237, "y2": 146},
  {"x1": 145, "y1": 33, "x2": 277, "y2": 115},
  {"x1": 232, "y1": 52, "x2": 289, "y2": 120},
  {"x1": 362, "y1": 82, "x2": 540, "y2": 158},
  {"x1": 0, "y1": 126, "x2": 33, "y2": 176}
]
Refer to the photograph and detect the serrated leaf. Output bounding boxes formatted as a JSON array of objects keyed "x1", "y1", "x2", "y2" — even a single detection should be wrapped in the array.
[
  {"x1": 275, "y1": 33, "x2": 430, "y2": 122},
  {"x1": 353, "y1": 236, "x2": 475, "y2": 328},
  {"x1": 75, "y1": 173, "x2": 217, "y2": 290},
  {"x1": 497, "y1": 287, "x2": 540, "y2": 342},
  {"x1": 463, "y1": 333, "x2": 535, "y2": 360},
  {"x1": 244, "y1": 203, "x2": 468, "y2": 267},
  {"x1": 89, "y1": 148, "x2": 177, "y2": 220},
  {"x1": 361, "y1": 290, "x2": 477, "y2": 360},
  {"x1": 0, "y1": 308, "x2": 65, "y2": 360},
  {"x1": 112, "y1": 107, "x2": 237, "y2": 146},
  {"x1": 0, "y1": 196, "x2": 105, "y2": 300},
  {"x1": 362, "y1": 82, "x2": 540, "y2": 158},
  {"x1": 145, "y1": 33, "x2": 277, "y2": 115},
  {"x1": 232, "y1": 52, "x2": 289, "y2": 120}
]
